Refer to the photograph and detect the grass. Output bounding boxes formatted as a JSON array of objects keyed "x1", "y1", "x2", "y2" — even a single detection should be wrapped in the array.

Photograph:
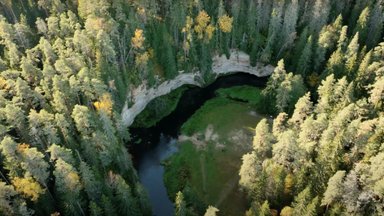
[
  {"x1": 216, "y1": 85, "x2": 262, "y2": 105},
  {"x1": 164, "y1": 86, "x2": 265, "y2": 215},
  {"x1": 133, "y1": 86, "x2": 187, "y2": 128}
]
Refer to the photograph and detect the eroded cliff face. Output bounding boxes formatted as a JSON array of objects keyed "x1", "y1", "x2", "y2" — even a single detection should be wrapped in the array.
[{"x1": 121, "y1": 50, "x2": 274, "y2": 127}]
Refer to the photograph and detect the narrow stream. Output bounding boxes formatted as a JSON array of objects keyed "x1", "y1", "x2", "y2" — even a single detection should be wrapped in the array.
[
  {"x1": 131, "y1": 73, "x2": 268, "y2": 216},
  {"x1": 137, "y1": 135, "x2": 178, "y2": 216}
]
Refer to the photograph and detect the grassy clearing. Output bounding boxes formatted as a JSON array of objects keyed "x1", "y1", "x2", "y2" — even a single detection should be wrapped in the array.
[
  {"x1": 216, "y1": 85, "x2": 262, "y2": 105},
  {"x1": 164, "y1": 86, "x2": 264, "y2": 215}
]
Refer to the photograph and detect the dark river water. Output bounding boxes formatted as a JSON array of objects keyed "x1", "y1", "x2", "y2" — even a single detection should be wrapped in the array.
[{"x1": 131, "y1": 73, "x2": 268, "y2": 216}]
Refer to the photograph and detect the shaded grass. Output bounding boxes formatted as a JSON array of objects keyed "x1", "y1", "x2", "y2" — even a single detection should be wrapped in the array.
[
  {"x1": 133, "y1": 86, "x2": 187, "y2": 128},
  {"x1": 216, "y1": 85, "x2": 262, "y2": 105}
]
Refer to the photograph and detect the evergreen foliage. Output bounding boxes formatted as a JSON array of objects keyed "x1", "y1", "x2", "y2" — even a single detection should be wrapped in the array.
[{"x1": 0, "y1": 0, "x2": 383, "y2": 215}]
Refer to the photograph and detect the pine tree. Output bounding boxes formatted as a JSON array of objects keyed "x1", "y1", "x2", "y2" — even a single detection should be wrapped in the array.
[
  {"x1": 276, "y1": 73, "x2": 306, "y2": 114},
  {"x1": 204, "y1": 205, "x2": 219, "y2": 216},
  {"x1": 309, "y1": 0, "x2": 330, "y2": 34},
  {"x1": 369, "y1": 76, "x2": 384, "y2": 110},
  {"x1": 289, "y1": 93, "x2": 313, "y2": 127},
  {"x1": 341, "y1": 171, "x2": 361, "y2": 214},
  {"x1": 297, "y1": 115, "x2": 327, "y2": 155},
  {"x1": 35, "y1": 17, "x2": 48, "y2": 37},
  {"x1": 297, "y1": 36, "x2": 313, "y2": 77},
  {"x1": 292, "y1": 27, "x2": 309, "y2": 67},
  {"x1": 316, "y1": 74, "x2": 336, "y2": 114},
  {"x1": 79, "y1": 161, "x2": 102, "y2": 201},
  {"x1": 355, "y1": 50, "x2": 373, "y2": 95},
  {"x1": 0, "y1": 136, "x2": 21, "y2": 179},
  {"x1": 292, "y1": 187, "x2": 312, "y2": 216},
  {"x1": 134, "y1": 183, "x2": 152, "y2": 216},
  {"x1": 304, "y1": 196, "x2": 319, "y2": 216},
  {"x1": 71, "y1": 105, "x2": 94, "y2": 137},
  {"x1": 272, "y1": 130, "x2": 303, "y2": 170},
  {"x1": 101, "y1": 195, "x2": 117, "y2": 216},
  {"x1": 260, "y1": 1, "x2": 283, "y2": 63},
  {"x1": 258, "y1": 200, "x2": 271, "y2": 216},
  {"x1": 366, "y1": 2, "x2": 384, "y2": 49},
  {"x1": 314, "y1": 15, "x2": 343, "y2": 71},
  {"x1": 278, "y1": 0, "x2": 299, "y2": 58},
  {"x1": 337, "y1": 26, "x2": 349, "y2": 50},
  {"x1": 28, "y1": 109, "x2": 60, "y2": 149},
  {"x1": 324, "y1": 48, "x2": 344, "y2": 78},
  {"x1": 175, "y1": 191, "x2": 186, "y2": 216},
  {"x1": 2, "y1": 103, "x2": 28, "y2": 140},
  {"x1": 18, "y1": 145, "x2": 49, "y2": 185},
  {"x1": 272, "y1": 112, "x2": 288, "y2": 138},
  {"x1": 368, "y1": 152, "x2": 384, "y2": 201},
  {"x1": 239, "y1": 152, "x2": 264, "y2": 198},
  {"x1": 53, "y1": 158, "x2": 84, "y2": 216},
  {"x1": 253, "y1": 119, "x2": 274, "y2": 159},
  {"x1": 321, "y1": 170, "x2": 346, "y2": 207},
  {"x1": 354, "y1": 7, "x2": 370, "y2": 44},
  {"x1": 89, "y1": 201, "x2": 103, "y2": 216},
  {"x1": 344, "y1": 33, "x2": 360, "y2": 79},
  {"x1": 113, "y1": 174, "x2": 141, "y2": 216},
  {"x1": 280, "y1": 206, "x2": 293, "y2": 216},
  {"x1": 47, "y1": 144, "x2": 75, "y2": 164},
  {"x1": 55, "y1": 113, "x2": 73, "y2": 145},
  {"x1": 0, "y1": 181, "x2": 34, "y2": 216}
]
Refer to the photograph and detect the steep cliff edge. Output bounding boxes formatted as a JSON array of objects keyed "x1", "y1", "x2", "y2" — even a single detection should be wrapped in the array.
[{"x1": 121, "y1": 50, "x2": 274, "y2": 127}]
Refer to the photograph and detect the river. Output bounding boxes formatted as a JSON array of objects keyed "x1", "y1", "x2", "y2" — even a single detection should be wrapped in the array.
[{"x1": 131, "y1": 73, "x2": 268, "y2": 216}]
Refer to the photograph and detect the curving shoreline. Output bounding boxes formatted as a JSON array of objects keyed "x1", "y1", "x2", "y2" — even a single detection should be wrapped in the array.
[{"x1": 121, "y1": 50, "x2": 274, "y2": 127}]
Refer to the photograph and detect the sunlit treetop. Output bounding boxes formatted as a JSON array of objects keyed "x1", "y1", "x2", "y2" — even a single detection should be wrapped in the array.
[
  {"x1": 135, "y1": 51, "x2": 150, "y2": 68},
  {"x1": 131, "y1": 29, "x2": 145, "y2": 50},
  {"x1": 12, "y1": 177, "x2": 45, "y2": 202},
  {"x1": 94, "y1": 93, "x2": 113, "y2": 115},
  {"x1": 194, "y1": 10, "x2": 216, "y2": 42},
  {"x1": 218, "y1": 15, "x2": 233, "y2": 33}
]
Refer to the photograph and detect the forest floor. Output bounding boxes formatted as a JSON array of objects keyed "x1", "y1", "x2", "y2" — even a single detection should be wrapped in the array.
[{"x1": 164, "y1": 86, "x2": 265, "y2": 215}]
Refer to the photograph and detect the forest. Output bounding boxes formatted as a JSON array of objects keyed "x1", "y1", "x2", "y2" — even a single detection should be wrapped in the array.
[{"x1": 0, "y1": 0, "x2": 383, "y2": 216}]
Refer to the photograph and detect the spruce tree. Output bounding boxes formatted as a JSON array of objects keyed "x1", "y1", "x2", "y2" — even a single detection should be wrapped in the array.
[
  {"x1": 175, "y1": 191, "x2": 186, "y2": 216},
  {"x1": 297, "y1": 36, "x2": 313, "y2": 78}
]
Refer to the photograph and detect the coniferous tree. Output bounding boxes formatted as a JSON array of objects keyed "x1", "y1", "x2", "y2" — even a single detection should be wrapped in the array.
[
  {"x1": 344, "y1": 33, "x2": 360, "y2": 79},
  {"x1": 252, "y1": 119, "x2": 274, "y2": 159},
  {"x1": 297, "y1": 36, "x2": 313, "y2": 78},
  {"x1": 314, "y1": 15, "x2": 343, "y2": 71},
  {"x1": 366, "y1": 2, "x2": 384, "y2": 49},
  {"x1": 321, "y1": 170, "x2": 346, "y2": 207},
  {"x1": 53, "y1": 158, "x2": 84, "y2": 216},
  {"x1": 354, "y1": 7, "x2": 370, "y2": 44},
  {"x1": 278, "y1": 0, "x2": 299, "y2": 59},
  {"x1": 292, "y1": 187, "x2": 312, "y2": 216},
  {"x1": 258, "y1": 200, "x2": 271, "y2": 216},
  {"x1": 0, "y1": 181, "x2": 34, "y2": 216},
  {"x1": 204, "y1": 205, "x2": 219, "y2": 216},
  {"x1": 309, "y1": 0, "x2": 330, "y2": 34},
  {"x1": 175, "y1": 191, "x2": 186, "y2": 216},
  {"x1": 113, "y1": 174, "x2": 141, "y2": 216},
  {"x1": 272, "y1": 130, "x2": 303, "y2": 171},
  {"x1": 289, "y1": 92, "x2": 313, "y2": 127}
]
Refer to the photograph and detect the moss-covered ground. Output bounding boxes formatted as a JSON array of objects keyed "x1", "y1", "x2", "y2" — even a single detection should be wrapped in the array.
[{"x1": 164, "y1": 85, "x2": 264, "y2": 215}]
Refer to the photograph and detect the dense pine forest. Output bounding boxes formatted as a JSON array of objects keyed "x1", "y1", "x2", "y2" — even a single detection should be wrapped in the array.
[{"x1": 0, "y1": 0, "x2": 383, "y2": 216}]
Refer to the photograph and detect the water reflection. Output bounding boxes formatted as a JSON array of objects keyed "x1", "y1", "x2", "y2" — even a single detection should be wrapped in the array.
[{"x1": 138, "y1": 134, "x2": 178, "y2": 216}]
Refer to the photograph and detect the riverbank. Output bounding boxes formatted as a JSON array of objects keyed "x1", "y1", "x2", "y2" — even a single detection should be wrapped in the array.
[
  {"x1": 121, "y1": 50, "x2": 274, "y2": 127},
  {"x1": 163, "y1": 86, "x2": 265, "y2": 215}
]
